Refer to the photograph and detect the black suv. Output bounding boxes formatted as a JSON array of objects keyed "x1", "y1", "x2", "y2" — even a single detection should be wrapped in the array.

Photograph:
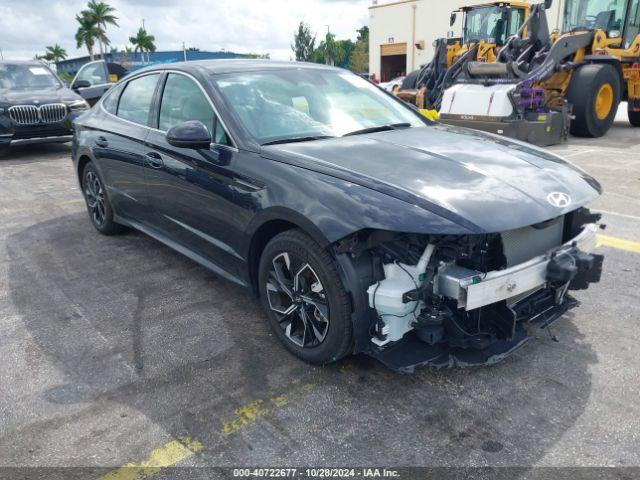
[{"x1": 0, "y1": 61, "x2": 90, "y2": 152}]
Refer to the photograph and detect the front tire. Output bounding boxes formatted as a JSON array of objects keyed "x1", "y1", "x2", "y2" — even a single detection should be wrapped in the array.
[
  {"x1": 566, "y1": 64, "x2": 621, "y2": 138},
  {"x1": 81, "y1": 162, "x2": 125, "y2": 235},
  {"x1": 258, "y1": 229, "x2": 353, "y2": 364}
]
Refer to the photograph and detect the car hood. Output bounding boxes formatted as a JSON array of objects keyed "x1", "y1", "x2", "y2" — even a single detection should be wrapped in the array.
[
  {"x1": 0, "y1": 87, "x2": 81, "y2": 106},
  {"x1": 261, "y1": 125, "x2": 601, "y2": 233}
]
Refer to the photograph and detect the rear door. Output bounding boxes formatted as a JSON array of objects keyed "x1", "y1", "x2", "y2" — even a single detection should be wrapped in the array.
[
  {"x1": 94, "y1": 72, "x2": 161, "y2": 222},
  {"x1": 142, "y1": 72, "x2": 243, "y2": 277}
]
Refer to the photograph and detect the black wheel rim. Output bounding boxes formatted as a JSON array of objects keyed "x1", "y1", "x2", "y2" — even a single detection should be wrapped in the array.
[
  {"x1": 266, "y1": 252, "x2": 329, "y2": 348},
  {"x1": 84, "y1": 171, "x2": 106, "y2": 227}
]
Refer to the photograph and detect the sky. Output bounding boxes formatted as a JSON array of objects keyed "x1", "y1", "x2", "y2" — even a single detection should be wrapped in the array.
[{"x1": 0, "y1": 0, "x2": 371, "y2": 61}]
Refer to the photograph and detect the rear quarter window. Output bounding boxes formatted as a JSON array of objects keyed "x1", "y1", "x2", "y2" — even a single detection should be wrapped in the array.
[{"x1": 101, "y1": 84, "x2": 123, "y2": 115}]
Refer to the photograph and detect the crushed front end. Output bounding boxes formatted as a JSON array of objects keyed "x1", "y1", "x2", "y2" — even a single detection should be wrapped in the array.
[{"x1": 335, "y1": 208, "x2": 604, "y2": 373}]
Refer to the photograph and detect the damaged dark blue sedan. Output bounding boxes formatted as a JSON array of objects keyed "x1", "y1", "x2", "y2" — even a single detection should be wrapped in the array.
[{"x1": 72, "y1": 60, "x2": 604, "y2": 372}]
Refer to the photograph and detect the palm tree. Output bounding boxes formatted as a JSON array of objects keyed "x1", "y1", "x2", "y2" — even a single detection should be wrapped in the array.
[
  {"x1": 75, "y1": 12, "x2": 99, "y2": 61},
  {"x1": 84, "y1": 0, "x2": 119, "y2": 59},
  {"x1": 129, "y1": 28, "x2": 156, "y2": 64},
  {"x1": 44, "y1": 44, "x2": 68, "y2": 63},
  {"x1": 41, "y1": 43, "x2": 67, "y2": 63}
]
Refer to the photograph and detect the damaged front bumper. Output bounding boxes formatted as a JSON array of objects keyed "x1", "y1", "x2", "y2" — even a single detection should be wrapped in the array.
[{"x1": 364, "y1": 224, "x2": 603, "y2": 373}]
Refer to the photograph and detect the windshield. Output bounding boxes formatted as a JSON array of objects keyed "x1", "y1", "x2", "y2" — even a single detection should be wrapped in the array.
[
  {"x1": 464, "y1": 6, "x2": 525, "y2": 45},
  {"x1": 0, "y1": 64, "x2": 61, "y2": 91},
  {"x1": 213, "y1": 69, "x2": 424, "y2": 144},
  {"x1": 562, "y1": 0, "x2": 628, "y2": 34}
]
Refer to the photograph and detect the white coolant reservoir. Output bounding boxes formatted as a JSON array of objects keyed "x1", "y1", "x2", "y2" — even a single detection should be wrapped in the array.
[
  {"x1": 440, "y1": 83, "x2": 516, "y2": 118},
  {"x1": 367, "y1": 245, "x2": 435, "y2": 347}
]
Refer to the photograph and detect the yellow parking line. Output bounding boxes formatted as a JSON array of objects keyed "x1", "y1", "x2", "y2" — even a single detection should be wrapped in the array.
[
  {"x1": 597, "y1": 234, "x2": 640, "y2": 254},
  {"x1": 98, "y1": 437, "x2": 203, "y2": 480},
  {"x1": 222, "y1": 381, "x2": 319, "y2": 436}
]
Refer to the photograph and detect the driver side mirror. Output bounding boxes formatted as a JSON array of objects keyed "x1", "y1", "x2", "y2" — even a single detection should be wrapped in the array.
[
  {"x1": 544, "y1": 0, "x2": 553, "y2": 10},
  {"x1": 72, "y1": 79, "x2": 91, "y2": 90},
  {"x1": 450, "y1": 12, "x2": 457, "y2": 27},
  {"x1": 166, "y1": 120, "x2": 212, "y2": 150}
]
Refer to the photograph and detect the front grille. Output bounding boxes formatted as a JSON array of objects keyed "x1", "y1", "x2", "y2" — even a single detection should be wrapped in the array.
[{"x1": 8, "y1": 104, "x2": 67, "y2": 125}]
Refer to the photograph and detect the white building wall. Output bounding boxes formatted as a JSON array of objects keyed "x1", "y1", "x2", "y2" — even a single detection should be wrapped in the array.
[{"x1": 369, "y1": 0, "x2": 566, "y2": 79}]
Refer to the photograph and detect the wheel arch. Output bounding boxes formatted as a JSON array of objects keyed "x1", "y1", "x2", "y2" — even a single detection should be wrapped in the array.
[
  {"x1": 76, "y1": 154, "x2": 92, "y2": 183},
  {"x1": 581, "y1": 55, "x2": 625, "y2": 97},
  {"x1": 245, "y1": 209, "x2": 333, "y2": 297}
]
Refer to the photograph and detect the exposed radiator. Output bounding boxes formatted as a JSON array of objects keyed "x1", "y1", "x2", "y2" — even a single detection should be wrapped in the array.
[
  {"x1": 501, "y1": 216, "x2": 564, "y2": 267},
  {"x1": 8, "y1": 104, "x2": 67, "y2": 125}
]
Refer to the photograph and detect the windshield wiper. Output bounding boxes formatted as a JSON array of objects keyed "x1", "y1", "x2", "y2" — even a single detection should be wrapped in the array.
[
  {"x1": 261, "y1": 135, "x2": 335, "y2": 146},
  {"x1": 343, "y1": 123, "x2": 412, "y2": 137}
]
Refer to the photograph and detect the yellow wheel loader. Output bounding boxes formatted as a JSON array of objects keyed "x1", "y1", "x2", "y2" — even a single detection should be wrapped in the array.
[
  {"x1": 398, "y1": 1, "x2": 531, "y2": 110},
  {"x1": 439, "y1": 0, "x2": 640, "y2": 145}
]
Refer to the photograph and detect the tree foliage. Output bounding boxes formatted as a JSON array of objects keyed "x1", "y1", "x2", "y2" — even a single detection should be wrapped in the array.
[
  {"x1": 291, "y1": 22, "x2": 316, "y2": 62},
  {"x1": 42, "y1": 44, "x2": 68, "y2": 63},
  {"x1": 74, "y1": 1, "x2": 118, "y2": 60},
  {"x1": 129, "y1": 27, "x2": 157, "y2": 63},
  {"x1": 292, "y1": 23, "x2": 369, "y2": 72}
]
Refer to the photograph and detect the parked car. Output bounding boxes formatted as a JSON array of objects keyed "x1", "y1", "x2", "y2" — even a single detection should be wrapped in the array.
[
  {"x1": 0, "y1": 60, "x2": 90, "y2": 152},
  {"x1": 70, "y1": 60, "x2": 128, "y2": 105},
  {"x1": 380, "y1": 76, "x2": 405, "y2": 93},
  {"x1": 72, "y1": 60, "x2": 604, "y2": 371}
]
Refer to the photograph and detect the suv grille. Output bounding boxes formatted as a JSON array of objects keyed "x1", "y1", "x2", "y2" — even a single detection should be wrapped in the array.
[{"x1": 8, "y1": 104, "x2": 67, "y2": 125}]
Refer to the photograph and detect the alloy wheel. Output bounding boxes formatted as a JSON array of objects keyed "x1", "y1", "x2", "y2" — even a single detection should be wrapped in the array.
[
  {"x1": 84, "y1": 171, "x2": 106, "y2": 227},
  {"x1": 266, "y1": 252, "x2": 330, "y2": 348}
]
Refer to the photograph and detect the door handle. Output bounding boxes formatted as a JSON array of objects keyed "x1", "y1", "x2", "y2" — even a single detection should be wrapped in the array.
[
  {"x1": 95, "y1": 136, "x2": 108, "y2": 148},
  {"x1": 145, "y1": 151, "x2": 164, "y2": 169}
]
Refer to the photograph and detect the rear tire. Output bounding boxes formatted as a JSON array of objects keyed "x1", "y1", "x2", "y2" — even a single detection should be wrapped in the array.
[
  {"x1": 258, "y1": 229, "x2": 353, "y2": 364},
  {"x1": 629, "y1": 105, "x2": 640, "y2": 127},
  {"x1": 81, "y1": 162, "x2": 125, "y2": 235},
  {"x1": 566, "y1": 63, "x2": 621, "y2": 138}
]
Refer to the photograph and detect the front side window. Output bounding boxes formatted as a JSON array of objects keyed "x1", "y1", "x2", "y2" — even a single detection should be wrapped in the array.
[
  {"x1": 508, "y1": 8, "x2": 526, "y2": 37},
  {"x1": 624, "y1": 0, "x2": 640, "y2": 48},
  {"x1": 117, "y1": 74, "x2": 160, "y2": 125},
  {"x1": 159, "y1": 74, "x2": 215, "y2": 132},
  {"x1": 213, "y1": 69, "x2": 424, "y2": 144},
  {"x1": 0, "y1": 63, "x2": 61, "y2": 90},
  {"x1": 465, "y1": 6, "x2": 504, "y2": 44},
  {"x1": 563, "y1": 0, "x2": 626, "y2": 34},
  {"x1": 76, "y1": 62, "x2": 108, "y2": 86}
]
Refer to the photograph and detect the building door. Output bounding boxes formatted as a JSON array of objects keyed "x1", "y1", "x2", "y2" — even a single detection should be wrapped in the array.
[{"x1": 380, "y1": 43, "x2": 407, "y2": 82}]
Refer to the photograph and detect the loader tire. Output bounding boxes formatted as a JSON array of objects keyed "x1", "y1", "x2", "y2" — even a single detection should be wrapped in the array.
[
  {"x1": 566, "y1": 63, "x2": 620, "y2": 138},
  {"x1": 402, "y1": 69, "x2": 420, "y2": 90},
  {"x1": 629, "y1": 106, "x2": 640, "y2": 127}
]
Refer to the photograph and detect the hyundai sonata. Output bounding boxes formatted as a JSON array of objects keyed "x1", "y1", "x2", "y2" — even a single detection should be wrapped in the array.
[{"x1": 72, "y1": 60, "x2": 603, "y2": 371}]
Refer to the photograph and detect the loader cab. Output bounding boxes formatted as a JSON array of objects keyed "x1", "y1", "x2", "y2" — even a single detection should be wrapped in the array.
[
  {"x1": 457, "y1": 2, "x2": 528, "y2": 47},
  {"x1": 562, "y1": 0, "x2": 638, "y2": 48}
]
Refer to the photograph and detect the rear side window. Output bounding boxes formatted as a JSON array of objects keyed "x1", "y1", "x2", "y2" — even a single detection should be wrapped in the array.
[
  {"x1": 117, "y1": 74, "x2": 160, "y2": 126},
  {"x1": 102, "y1": 84, "x2": 123, "y2": 114}
]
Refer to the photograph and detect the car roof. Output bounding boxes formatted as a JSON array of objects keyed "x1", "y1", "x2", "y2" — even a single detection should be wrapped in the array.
[
  {"x1": 133, "y1": 59, "x2": 345, "y2": 77},
  {"x1": 0, "y1": 60, "x2": 49, "y2": 67}
]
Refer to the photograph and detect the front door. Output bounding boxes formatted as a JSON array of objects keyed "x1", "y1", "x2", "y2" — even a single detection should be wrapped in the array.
[
  {"x1": 72, "y1": 61, "x2": 113, "y2": 105},
  {"x1": 143, "y1": 72, "x2": 243, "y2": 278}
]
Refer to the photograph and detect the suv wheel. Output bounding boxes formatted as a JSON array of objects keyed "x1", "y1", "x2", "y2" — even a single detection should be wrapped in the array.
[{"x1": 258, "y1": 229, "x2": 353, "y2": 364}]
